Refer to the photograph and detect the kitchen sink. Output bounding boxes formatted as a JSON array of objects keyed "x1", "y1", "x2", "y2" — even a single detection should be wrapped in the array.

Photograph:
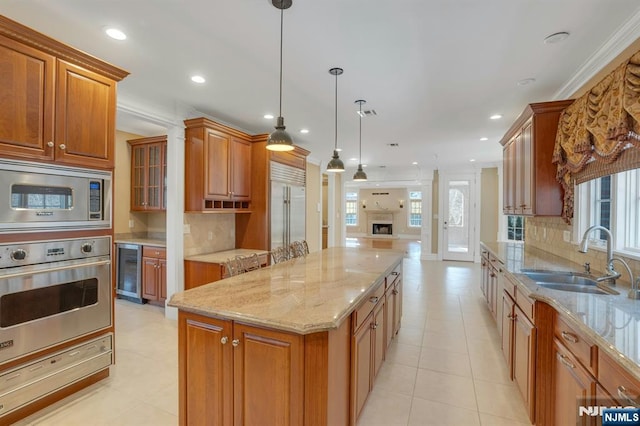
[{"x1": 520, "y1": 270, "x2": 619, "y2": 295}]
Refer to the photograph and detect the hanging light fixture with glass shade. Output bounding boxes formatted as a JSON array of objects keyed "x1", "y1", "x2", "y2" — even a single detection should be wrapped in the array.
[
  {"x1": 353, "y1": 99, "x2": 368, "y2": 181},
  {"x1": 266, "y1": 0, "x2": 295, "y2": 152},
  {"x1": 326, "y1": 67, "x2": 345, "y2": 172}
]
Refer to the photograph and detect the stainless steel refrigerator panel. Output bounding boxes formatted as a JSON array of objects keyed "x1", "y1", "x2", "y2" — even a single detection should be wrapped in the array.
[
  {"x1": 270, "y1": 181, "x2": 286, "y2": 250},
  {"x1": 289, "y1": 185, "x2": 306, "y2": 243}
]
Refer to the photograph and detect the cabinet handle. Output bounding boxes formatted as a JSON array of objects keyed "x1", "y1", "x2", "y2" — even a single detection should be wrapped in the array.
[
  {"x1": 220, "y1": 336, "x2": 228, "y2": 345},
  {"x1": 391, "y1": 271, "x2": 399, "y2": 276},
  {"x1": 556, "y1": 353, "x2": 575, "y2": 369},
  {"x1": 507, "y1": 313, "x2": 516, "y2": 321},
  {"x1": 47, "y1": 141, "x2": 54, "y2": 148},
  {"x1": 59, "y1": 143, "x2": 66, "y2": 150},
  {"x1": 371, "y1": 322, "x2": 378, "y2": 330},
  {"x1": 617, "y1": 386, "x2": 640, "y2": 408},
  {"x1": 520, "y1": 204, "x2": 527, "y2": 208},
  {"x1": 490, "y1": 272, "x2": 496, "y2": 278},
  {"x1": 392, "y1": 289, "x2": 399, "y2": 295},
  {"x1": 369, "y1": 296, "x2": 379, "y2": 304},
  {"x1": 561, "y1": 331, "x2": 579, "y2": 343},
  {"x1": 232, "y1": 339, "x2": 239, "y2": 347}
]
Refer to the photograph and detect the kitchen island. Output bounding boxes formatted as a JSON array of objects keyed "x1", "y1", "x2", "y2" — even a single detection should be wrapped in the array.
[{"x1": 168, "y1": 247, "x2": 404, "y2": 426}]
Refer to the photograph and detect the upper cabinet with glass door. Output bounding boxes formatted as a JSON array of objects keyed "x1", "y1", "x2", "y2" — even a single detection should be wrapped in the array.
[
  {"x1": 128, "y1": 136, "x2": 167, "y2": 212},
  {"x1": 500, "y1": 100, "x2": 573, "y2": 216}
]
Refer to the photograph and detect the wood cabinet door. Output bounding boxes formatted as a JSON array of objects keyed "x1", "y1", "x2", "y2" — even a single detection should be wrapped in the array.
[
  {"x1": 520, "y1": 121, "x2": 534, "y2": 215},
  {"x1": 352, "y1": 312, "x2": 373, "y2": 420},
  {"x1": 384, "y1": 286, "x2": 395, "y2": 350},
  {"x1": 145, "y1": 142, "x2": 166, "y2": 210},
  {"x1": 0, "y1": 35, "x2": 55, "y2": 161},
  {"x1": 55, "y1": 60, "x2": 116, "y2": 168},
  {"x1": 393, "y1": 278, "x2": 402, "y2": 336},
  {"x1": 179, "y1": 313, "x2": 233, "y2": 426},
  {"x1": 373, "y1": 300, "x2": 386, "y2": 381},
  {"x1": 553, "y1": 339, "x2": 596, "y2": 426},
  {"x1": 503, "y1": 139, "x2": 516, "y2": 214},
  {"x1": 232, "y1": 323, "x2": 304, "y2": 426},
  {"x1": 230, "y1": 137, "x2": 251, "y2": 200},
  {"x1": 130, "y1": 144, "x2": 148, "y2": 210},
  {"x1": 159, "y1": 258, "x2": 167, "y2": 301},
  {"x1": 204, "y1": 130, "x2": 231, "y2": 199},
  {"x1": 513, "y1": 303, "x2": 536, "y2": 421},
  {"x1": 141, "y1": 257, "x2": 158, "y2": 300},
  {"x1": 501, "y1": 291, "x2": 514, "y2": 375}
]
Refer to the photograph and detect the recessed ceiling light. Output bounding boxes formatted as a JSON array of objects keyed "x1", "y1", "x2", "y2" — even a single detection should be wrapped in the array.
[
  {"x1": 105, "y1": 28, "x2": 127, "y2": 40},
  {"x1": 480, "y1": 137, "x2": 488, "y2": 141},
  {"x1": 362, "y1": 164, "x2": 367, "y2": 168},
  {"x1": 349, "y1": 157, "x2": 358, "y2": 161},
  {"x1": 300, "y1": 129, "x2": 309, "y2": 134},
  {"x1": 264, "y1": 114, "x2": 274, "y2": 119},
  {"x1": 517, "y1": 78, "x2": 536, "y2": 86},
  {"x1": 490, "y1": 114, "x2": 502, "y2": 120},
  {"x1": 470, "y1": 159, "x2": 476, "y2": 162},
  {"x1": 544, "y1": 32, "x2": 570, "y2": 44},
  {"x1": 412, "y1": 161, "x2": 418, "y2": 165},
  {"x1": 191, "y1": 75, "x2": 206, "y2": 84},
  {"x1": 336, "y1": 148, "x2": 342, "y2": 152}
]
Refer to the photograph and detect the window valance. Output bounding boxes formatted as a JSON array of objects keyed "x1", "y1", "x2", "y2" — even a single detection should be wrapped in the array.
[{"x1": 552, "y1": 50, "x2": 640, "y2": 223}]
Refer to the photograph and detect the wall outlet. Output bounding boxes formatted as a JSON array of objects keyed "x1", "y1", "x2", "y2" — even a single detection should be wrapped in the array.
[
  {"x1": 208, "y1": 231, "x2": 213, "y2": 240},
  {"x1": 128, "y1": 219, "x2": 134, "y2": 229},
  {"x1": 183, "y1": 224, "x2": 190, "y2": 234},
  {"x1": 563, "y1": 230, "x2": 571, "y2": 243}
]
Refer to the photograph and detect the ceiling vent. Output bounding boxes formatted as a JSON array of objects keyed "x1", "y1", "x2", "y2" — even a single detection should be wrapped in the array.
[
  {"x1": 387, "y1": 143, "x2": 399, "y2": 147},
  {"x1": 357, "y1": 109, "x2": 377, "y2": 117}
]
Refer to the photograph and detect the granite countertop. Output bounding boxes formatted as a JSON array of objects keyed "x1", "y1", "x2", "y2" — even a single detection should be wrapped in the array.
[
  {"x1": 481, "y1": 241, "x2": 640, "y2": 381},
  {"x1": 184, "y1": 249, "x2": 270, "y2": 264},
  {"x1": 169, "y1": 247, "x2": 405, "y2": 334},
  {"x1": 114, "y1": 233, "x2": 166, "y2": 247}
]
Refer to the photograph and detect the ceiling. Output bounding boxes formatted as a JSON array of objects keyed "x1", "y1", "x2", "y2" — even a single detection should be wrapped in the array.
[{"x1": 2, "y1": 1, "x2": 640, "y2": 181}]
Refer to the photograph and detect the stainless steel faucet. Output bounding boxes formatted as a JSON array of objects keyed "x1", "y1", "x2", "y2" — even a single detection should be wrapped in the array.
[
  {"x1": 579, "y1": 225, "x2": 640, "y2": 299},
  {"x1": 579, "y1": 225, "x2": 621, "y2": 284}
]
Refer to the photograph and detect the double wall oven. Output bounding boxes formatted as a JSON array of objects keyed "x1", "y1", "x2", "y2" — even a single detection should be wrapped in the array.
[{"x1": 0, "y1": 159, "x2": 114, "y2": 419}]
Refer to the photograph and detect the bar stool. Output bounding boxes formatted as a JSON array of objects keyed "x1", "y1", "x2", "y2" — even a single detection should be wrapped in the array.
[
  {"x1": 271, "y1": 247, "x2": 288, "y2": 264},
  {"x1": 223, "y1": 257, "x2": 243, "y2": 278},
  {"x1": 237, "y1": 253, "x2": 261, "y2": 272}
]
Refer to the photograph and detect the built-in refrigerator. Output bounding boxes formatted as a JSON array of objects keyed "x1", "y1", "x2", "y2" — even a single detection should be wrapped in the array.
[{"x1": 270, "y1": 161, "x2": 306, "y2": 250}]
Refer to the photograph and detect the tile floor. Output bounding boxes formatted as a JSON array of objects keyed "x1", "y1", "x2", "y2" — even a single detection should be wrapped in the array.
[{"x1": 15, "y1": 249, "x2": 531, "y2": 425}]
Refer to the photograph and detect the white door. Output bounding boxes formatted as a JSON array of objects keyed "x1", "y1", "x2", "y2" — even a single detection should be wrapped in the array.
[{"x1": 440, "y1": 173, "x2": 477, "y2": 262}]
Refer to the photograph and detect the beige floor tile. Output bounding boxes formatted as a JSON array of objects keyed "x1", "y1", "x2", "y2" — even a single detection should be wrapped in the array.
[
  {"x1": 395, "y1": 325, "x2": 425, "y2": 347},
  {"x1": 422, "y1": 330, "x2": 468, "y2": 354},
  {"x1": 374, "y1": 362, "x2": 418, "y2": 396},
  {"x1": 424, "y1": 318, "x2": 465, "y2": 333},
  {"x1": 413, "y1": 369, "x2": 477, "y2": 411},
  {"x1": 479, "y1": 412, "x2": 532, "y2": 426},
  {"x1": 408, "y1": 397, "x2": 481, "y2": 425},
  {"x1": 385, "y1": 341, "x2": 422, "y2": 367},
  {"x1": 109, "y1": 400, "x2": 177, "y2": 425},
  {"x1": 468, "y1": 349, "x2": 512, "y2": 385},
  {"x1": 418, "y1": 347, "x2": 472, "y2": 377},
  {"x1": 474, "y1": 379, "x2": 530, "y2": 423},
  {"x1": 357, "y1": 387, "x2": 413, "y2": 426}
]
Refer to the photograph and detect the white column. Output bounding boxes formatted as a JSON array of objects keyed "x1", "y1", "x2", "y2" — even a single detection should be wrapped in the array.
[{"x1": 420, "y1": 171, "x2": 436, "y2": 260}]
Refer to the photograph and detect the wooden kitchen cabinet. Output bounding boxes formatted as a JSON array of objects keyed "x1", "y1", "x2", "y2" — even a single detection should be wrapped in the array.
[
  {"x1": 141, "y1": 246, "x2": 167, "y2": 304},
  {"x1": 184, "y1": 118, "x2": 252, "y2": 212},
  {"x1": 128, "y1": 136, "x2": 167, "y2": 211},
  {"x1": 500, "y1": 100, "x2": 573, "y2": 216},
  {"x1": 0, "y1": 17, "x2": 128, "y2": 169},
  {"x1": 481, "y1": 251, "x2": 501, "y2": 322},
  {"x1": 178, "y1": 311, "x2": 305, "y2": 426}
]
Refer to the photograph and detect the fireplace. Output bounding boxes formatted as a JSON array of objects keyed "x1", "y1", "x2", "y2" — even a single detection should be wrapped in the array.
[{"x1": 372, "y1": 223, "x2": 393, "y2": 235}]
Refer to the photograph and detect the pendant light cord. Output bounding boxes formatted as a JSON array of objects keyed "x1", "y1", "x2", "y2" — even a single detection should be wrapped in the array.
[
  {"x1": 334, "y1": 72, "x2": 338, "y2": 150},
  {"x1": 359, "y1": 102, "x2": 362, "y2": 161},
  {"x1": 279, "y1": 7, "x2": 284, "y2": 117}
]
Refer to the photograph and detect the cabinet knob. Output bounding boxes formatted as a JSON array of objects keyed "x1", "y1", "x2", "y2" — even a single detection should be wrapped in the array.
[
  {"x1": 232, "y1": 339, "x2": 240, "y2": 347},
  {"x1": 220, "y1": 336, "x2": 228, "y2": 345},
  {"x1": 47, "y1": 141, "x2": 54, "y2": 148},
  {"x1": 556, "y1": 353, "x2": 575, "y2": 369},
  {"x1": 59, "y1": 143, "x2": 66, "y2": 150},
  {"x1": 371, "y1": 322, "x2": 378, "y2": 330},
  {"x1": 392, "y1": 289, "x2": 399, "y2": 295},
  {"x1": 369, "y1": 296, "x2": 379, "y2": 304}
]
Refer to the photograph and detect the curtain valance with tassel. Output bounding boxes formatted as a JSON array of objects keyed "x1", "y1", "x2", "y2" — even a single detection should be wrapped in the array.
[{"x1": 553, "y1": 50, "x2": 640, "y2": 223}]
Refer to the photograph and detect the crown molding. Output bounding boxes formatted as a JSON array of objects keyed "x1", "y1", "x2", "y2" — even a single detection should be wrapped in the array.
[{"x1": 554, "y1": 7, "x2": 640, "y2": 100}]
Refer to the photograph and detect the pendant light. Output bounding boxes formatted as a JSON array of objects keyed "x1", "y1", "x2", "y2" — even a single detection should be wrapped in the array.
[
  {"x1": 326, "y1": 67, "x2": 345, "y2": 172},
  {"x1": 266, "y1": 0, "x2": 295, "y2": 152},
  {"x1": 353, "y1": 99, "x2": 368, "y2": 181}
]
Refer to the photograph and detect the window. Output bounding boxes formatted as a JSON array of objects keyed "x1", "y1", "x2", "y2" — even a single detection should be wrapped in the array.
[
  {"x1": 578, "y1": 169, "x2": 640, "y2": 255},
  {"x1": 345, "y1": 192, "x2": 358, "y2": 226},
  {"x1": 408, "y1": 191, "x2": 422, "y2": 227},
  {"x1": 448, "y1": 188, "x2": 464, "y2": 227},
  {"x1": 507, "y1": 215, "x2": 525, "y2": 241}
]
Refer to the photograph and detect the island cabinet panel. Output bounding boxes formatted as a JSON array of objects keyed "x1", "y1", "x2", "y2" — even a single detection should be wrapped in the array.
[
  {"x1": 180, "y1": 314, "x2": 233, "y2": 426},
  {"x1": 141, "y1": 246, "x2": 167, "y2": 304}
]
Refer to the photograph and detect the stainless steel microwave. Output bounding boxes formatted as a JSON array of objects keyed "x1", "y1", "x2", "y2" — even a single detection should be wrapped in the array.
[{"x1": 0, "y1": 159, "x2": 111, "y2": 233}]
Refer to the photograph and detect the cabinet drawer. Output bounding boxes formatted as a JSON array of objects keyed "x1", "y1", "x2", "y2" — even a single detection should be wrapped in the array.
[
  {"x1": 353, "y1": 282, "x2": 385, "y2": 332},
  {"x1": 386, "y1": 268, "x2": 401, "y2": 289},
  {"x1": 504, "y1": 274, "x2": 517, "y2": 299},
  {"x1": 598, "y1": 350, "x2": 640, "y2": 407},
  {"x1": 554, "y1": 315, "x2": 597, "y2": 376},
  {"x1": 515, "y1": 287, "x2": 534, "y2": 321},
  {"x1": 142, "y1": 246, "x2": 166, "y2": 259}
]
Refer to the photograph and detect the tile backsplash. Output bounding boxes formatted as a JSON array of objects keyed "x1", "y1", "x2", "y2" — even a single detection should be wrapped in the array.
[
  {"x1": 526, "y1": 216, "x2": 639, "y2": 286},
  {"x1": 183, "y1": 213, "x2": 235, "y2": 257}
]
